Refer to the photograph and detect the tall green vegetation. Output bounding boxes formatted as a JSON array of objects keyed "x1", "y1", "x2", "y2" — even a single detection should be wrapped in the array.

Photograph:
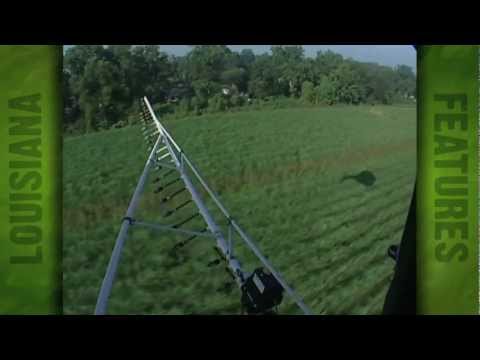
[
  {"x1": 64, "y1": 45, "x2": 416, "y2": 134},
  {"x1": 63, "y1": 105, "x2": 416, "y2": 314}
]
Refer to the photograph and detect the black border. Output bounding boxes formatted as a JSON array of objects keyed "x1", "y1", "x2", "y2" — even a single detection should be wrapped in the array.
[
  {"x1": 2, "y1": 7, "x2": 480, "y2": 44},
  {"x1": 2, "y1": 314, "x2": 480, "y2": 341}
]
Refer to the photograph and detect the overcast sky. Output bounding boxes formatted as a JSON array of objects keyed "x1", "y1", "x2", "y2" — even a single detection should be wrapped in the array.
[
  {"x1": 158, "y1": 45, "x2": 416, "y2": 69},
  {"x1": 64, "y1": 45, "x2": 416, "y2": 69}
]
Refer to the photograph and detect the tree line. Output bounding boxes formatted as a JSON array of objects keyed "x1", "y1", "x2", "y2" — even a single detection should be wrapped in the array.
[{"x1": 63, "y1": 45, "x2": 416, "y2": 134}]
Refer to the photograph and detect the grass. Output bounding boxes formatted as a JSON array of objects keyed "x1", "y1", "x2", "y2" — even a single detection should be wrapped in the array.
[{"x1": 63, "y1": 104, "x2": 416, "y2": 315}]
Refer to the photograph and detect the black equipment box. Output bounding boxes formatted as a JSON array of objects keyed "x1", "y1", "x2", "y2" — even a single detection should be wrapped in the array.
[{"x1": 241, "y1": 267, "x2": 284, "y2": 314}]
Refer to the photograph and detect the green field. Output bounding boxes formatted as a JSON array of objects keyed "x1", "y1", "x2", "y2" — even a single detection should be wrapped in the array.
[{"x1": 63, "y1": 104, "x2": 416, "y2": 315}]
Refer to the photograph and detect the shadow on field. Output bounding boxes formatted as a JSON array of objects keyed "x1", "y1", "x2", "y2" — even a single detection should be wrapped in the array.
[{"x1": 340, "y1": 170, "x2": 376, "y2": 187}]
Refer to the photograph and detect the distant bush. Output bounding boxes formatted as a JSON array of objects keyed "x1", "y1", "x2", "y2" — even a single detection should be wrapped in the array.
[
  {"x1": 153, "y1": 103, "x2": 175, "y2": 116},
  {"x1": 270, "y1": 96, "x2": 299, "y2": 109},
  {"x1": 208, "y1": 94, "x2": 228, "y2": 113},
  {"x1": 230, "y1": 94, "x2": 246, "y2": 108},
  {"x1": 315, "y1": 76, "x2": 337, "y2": 105},
  {"x1": 301, "y1": 81, "x2": 316, "y2": 104},
  {"x1": 173, "y1": 98, "x2": 193, "y2": 118},
  {"x1": 111, "y1": 120, "x2": 126, "y2": 129}
]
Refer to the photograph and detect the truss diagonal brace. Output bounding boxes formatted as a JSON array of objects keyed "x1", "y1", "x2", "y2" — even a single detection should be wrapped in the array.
[
  {"x1": 143, "y1": 97, "x2": 246, "y2": 287},
  {"x1": 154, "y1": 161, "x2": 177, "y2": 171},
  {"x1": 133, "y1": 220, "x2": 215, "y2": 239},
  {"x1": 94, "y1": 136, "x2": 162, "y2": 315}
]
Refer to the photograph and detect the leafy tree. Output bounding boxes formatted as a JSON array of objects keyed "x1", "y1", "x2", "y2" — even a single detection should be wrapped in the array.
[
  {"x1": 63, "y1": 45, "x2": 416, "y2": 134},
  {"x1": 183, "y1": 45, "x2": 232, "y2": 83},
  {"x1": 128, "y1": 45, "x2": 174, "y2": 103},
  {"x1": 331, "y1": 62, "x2": 365, "y2": 104},
  {"x1": 64, "y1": 45, "x2": 106, "y2": 79},
  {"x1": 316, "y1": 75, "x2": 338, "y2": 105},
  {"x1": 191, "y1": 79, "x2": 219, "y2": 110},
  {"x1": 248, "y1": 54, "x2": 279, "y2": 98},
  {"x1": 78, "y1": 57, "x2": 130, "y2": 131},
  {"x1": 314, "y1": 50, "x2": 343, "y2": 77},
  {"x1": 239, "y1": 49, "x2": 256, "y2": 68},
  {"x1": 271, "y1": 45, "x2": 306, "y2": 97},
  {"x1": 63, "y1": 69, "x2": 81, "y2": 131},
  {"x1": 220, "y1": 67, "x2": 248, "y2": 91},
  {"x1": 393, "y1": 64, "x2": 416, "y2": 99}
]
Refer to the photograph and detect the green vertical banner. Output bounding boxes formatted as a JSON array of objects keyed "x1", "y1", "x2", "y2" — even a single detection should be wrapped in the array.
[
  {"x1": 418, "y1": 45, "x2": 479, "y2": 314},
  {"x1": 0, "y1": 46, "x2": 62, "y2": 314}
]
